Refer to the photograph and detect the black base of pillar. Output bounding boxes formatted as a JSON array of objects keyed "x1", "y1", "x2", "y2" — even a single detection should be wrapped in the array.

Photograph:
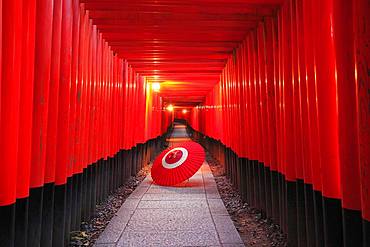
[
  {"x1": 64, "y1": 177, "x2": 73, "y2": 246},
  {"x1": 265, "y1": 166, "x2": 272, "y2": 218},
  {"x1": 270, "y1": 170, "x2": 280, "y2": 223},
  {"x1": 304, "y1": 184, "x2": 316, "y2": 247},
  {"x1": 239, "y1": 158, "x2": 247, "y2": 201},
  {"x1": 286, "y1": 180, "x2": 298, "y2": 247},
  {"x1": 248, "y1": 160, "x2": 256, "y2": 207},
  {"x1": 322, "y1": 196, "x2": 343, "y2": 247},
  {"x1": 313, "y1": 190, "x2": 325, "y2": 247},
  {"x1": 14, "y1": 198, "x2": 28, "y2": 247},
  {"x1": 52, "y1": 184, "x2": 66, "y2": 247},
  {"x1": 363, "y1": 219, "x2": 370, "y2": 247},
  {"x1": 252, "y1": 160, "x2": 259, "y2": 209},
  {"x1": 90, "y1": 164, "x2": 97, "y2": 218},
  {"x1": 41, "y1": 183, "x2": 55, "y2": 247},
  {"x1": 342, "y1": 208, "x2": 363, "y2": 247},
  {"x1": 71, "y1": 174, "x2": 80, "y2": 231},
  {"x1": 76, "y1": 173, "x2": 83, "y2": 228},
  {"x1": 296, "y1": 179, "x2": 307, "y2": 246},
  {"x1": 27, "y1": 187, "x2": 43, "y2": 247},
  {"x1": 279, "y1": 173, "x2": 287, "y2": 232},
  {"x1": 0, "y1": 203, "x2": 15, "y2": 247}
]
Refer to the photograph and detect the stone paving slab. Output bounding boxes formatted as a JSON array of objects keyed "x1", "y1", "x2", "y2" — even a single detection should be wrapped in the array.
[
  {"x1": 125, "y1": 208, "x2": 215, "y2": 232},
  {"x1": 146, "y1": 187, "x2": 205, "y2": 194},
  {"x1": 117, "y1": 230, "x2": 220, "y2": 247},
  {"x1": 94, "y1": 124, "x2": 244, "y2": 247},
  {"x1": 137, "y1": 200, "x2": 209, "y2": 209},
  {"x1": 141, "y1": 193, "x2": 207, "y2": 201}
]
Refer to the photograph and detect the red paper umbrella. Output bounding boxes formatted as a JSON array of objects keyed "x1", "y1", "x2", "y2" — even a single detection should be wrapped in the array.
[{"x1": 151, "y1": 142, "x2": 205, "y2": 186}]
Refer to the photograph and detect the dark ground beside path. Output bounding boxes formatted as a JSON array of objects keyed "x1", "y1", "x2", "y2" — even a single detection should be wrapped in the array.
[{"x1": 206, "y1": 153, "x2": 287, "y2": 247}]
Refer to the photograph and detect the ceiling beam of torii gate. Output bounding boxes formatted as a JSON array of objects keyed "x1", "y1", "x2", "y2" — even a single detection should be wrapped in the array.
[{"x1": 81, "y1": 0, "x2": 283, "y2": 106}]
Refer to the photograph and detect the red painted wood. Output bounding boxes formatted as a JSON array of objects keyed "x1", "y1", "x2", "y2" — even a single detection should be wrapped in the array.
[
  {"x1": 303, "y1": 0, "x2": 322, "y2": 191},
  {"x1": 0, "y1": 0, "x2": 22, "y2": 205},
  {"x1": 281, "y1": 1, "x2": 296, "y2": 182},
  {"x1": 265, "y1": 17, "x2": 278, "y2": 171},
  {"x1": 295, "y1": 0, "x2": 312, "y2": 184},
  {"x1": 257, "y1": 23, "x2": 269, "y2": 166},
  {"x1": 45, "y1": 0, "x2": 63, "y2": 183},
  {"x1": 69, "y1": 0, "x2": 81, "y2": 174},
  {"x1": 17, "y1": 0, "x2": 36, "y2": 198},
  {"x1": 55, "y1": 0, "x2": 73, "y2": 185},
  {"x1": 30, "y1": 0, "x2": 53, "y2": 188},
  {"x1": 334, "y1": 0, "x2": 362, "y2": 211},
  {"x1": 315, "y1": 0, "x2": 341, "y2": 199},
  {"x1": 290, "y1": 0, "x2": 304, "y2": 180},
  {"x1": 82, "y1": 0, "x2": 283, "y2": 107},
  {"x1": 354, "y1": 0, "x2": 370, "y2": 221}
]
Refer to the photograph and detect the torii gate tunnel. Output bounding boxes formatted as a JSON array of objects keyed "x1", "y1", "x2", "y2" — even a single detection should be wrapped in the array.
[{"x1": 0, "y1": 0, "x2": 369, "y2": 246}]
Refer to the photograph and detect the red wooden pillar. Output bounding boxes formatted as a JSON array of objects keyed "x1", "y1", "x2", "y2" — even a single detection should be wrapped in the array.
[
  {"x1": 257, "y1": 23, "x2": 268, "y2": 167},
  {"x1": 75, "y1": 5, "x2": 85, "y2": 174},
  {"x1": 332, "y1": 0, "x2": 364, "y2": 245},
  {"x1": 69, "y1": 0, "x2": 83, "y2": 232},
  {"x1": 68, "y1": 0, "x2": 81, "y2": 177},
  {"x1": 118, "y1": 62, "x2": 123, "y2": 151},
  {"x1": 277, "y1": 10, "x2": 288, "y2": 231},
  {"x1": 353, "y1": 0, "x2": 370, "y2": 245},
  {"x1": 80, "y1": 13, "x2": 89, "y2": 169},
  {"x1": 126, "y1": 66, "x2": 132, "y2": 148},
  {"x1": 96, "y1": 36, "x2": 103, "y2": 159},
  {"x1": 123, "y1": 61, "x2": 128, "y2": 150},
  {"x1": 15, "y1": 1, "x2": 36, "y2": 245},
  {"x1": 290, "y1": 0, "x2": 308, "y2": 244},
  {"x1": 100, "y1": 41, "x2": 106, "y2": 159},
  {"x1": 265, "y1": 16, "x2": 280, "y2": 223},
  {"x1": 27, "y1": 1, "x2": 53, "y2": 247},
  {"x1": 55, "y1": 0, "x2": 72, "y2": 187},
  {"x1": 251, "y1": 29, "x2": 264, "y2": 213},
  {"x1": 70, "y1": 0, "x2": 81, "y2": 175},
  {"x1": 64, "y1": 1, "x2": 81, "y2": 236},
  {"x1": 40, "y1": 0, "x2": 62, "y2": 245},
  {"x1": 88, "y1": 26, "x2": 98, "y2": 162},
  {"x1": 242, "y1": 40, "x2": 252, "y2": 204},
  {"x1": 293, "y1": 0, "x2": 317, "y2": 245},
  {"x1": 0, "y1": 0, "x2": 22, "y2": 245},
  {"x1": 29, "y1": 0, "x2": 52, "y2": 189},
  {"x1": 258, "y1": 22, "x2": 270, "y2": 217},
  {"x1": 112, "y1": 55, "x2": 118, "y2": 156},
  {"x1": 281, "y1": 2, "x2": 299, "y2": 245},
  {"x1": 246, "y1": 35, "x2": 257, "y2": 208},
  {"x1": 314, "y1": 0, "x2": 343, "y2": 245},
  {"x1": 290, "y1": 0, "x2": 304, "y2": 182},
  {"x1": 238, "y1": 42, "x2": 248, "y2": 202},
  {"x1": 86, "y1": 23, "x2": 95, "y2": 165},
  {"x1": 303, "y1": 0, "x2": 325, "y2": 244},
  {"x1": 53, "y1": 0, "x2": 73, "y2": 245},
  {"x1": 17, "y1": 0, "x2": 36, "y2": 201},
  {"x1": 107, "y1": 51, "x2": 112, "y2": 157},
  {"x1": 44, "y1": 0, "x2": 62, "y2": 185}
]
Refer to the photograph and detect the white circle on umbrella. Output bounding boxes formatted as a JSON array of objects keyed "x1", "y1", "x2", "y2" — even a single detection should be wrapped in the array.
[{"x1": 162, "y1": 147, "x2": 189, "y2": 169}]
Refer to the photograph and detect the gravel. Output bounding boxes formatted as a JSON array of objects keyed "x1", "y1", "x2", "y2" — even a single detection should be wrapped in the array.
[{"x1": 206, "y1": 153, "x2": 287, "y2": 247}]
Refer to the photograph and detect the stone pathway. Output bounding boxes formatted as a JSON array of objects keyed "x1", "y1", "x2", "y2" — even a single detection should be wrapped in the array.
[{"x1": 94, "y1": 124, "x2": 244, "y2": 247}]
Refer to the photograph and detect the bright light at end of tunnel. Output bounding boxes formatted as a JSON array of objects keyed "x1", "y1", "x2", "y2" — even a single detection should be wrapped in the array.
[
  {"x1": 166, "y1": 104, "x2": 174, "y2": 112},
  {"x1": 152, "y1": 83, "x2": 160, "y2": 92},
  {"x1": 182, "y1": 109, "x2": 188, "y2": 114}
]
